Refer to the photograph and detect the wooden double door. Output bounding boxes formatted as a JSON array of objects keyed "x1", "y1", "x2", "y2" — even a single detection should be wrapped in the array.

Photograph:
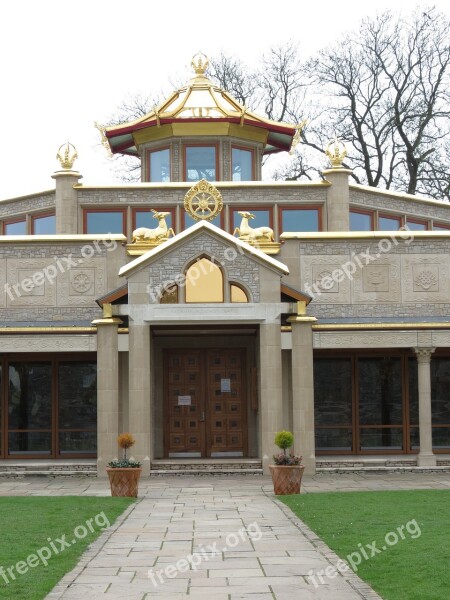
[{"x1": 164, "y1": 348, "x2": 247, "y2": 457}]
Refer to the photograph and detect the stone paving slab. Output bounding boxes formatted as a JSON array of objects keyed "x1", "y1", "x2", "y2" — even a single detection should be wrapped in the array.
[{"x1": 2, "y1": 472, "x2": 449, "y2": 599}]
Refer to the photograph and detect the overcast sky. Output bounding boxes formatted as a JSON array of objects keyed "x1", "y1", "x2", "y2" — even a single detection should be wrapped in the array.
[{"x1": 1, "y1": 0, "x2": 449, "y2": 201}]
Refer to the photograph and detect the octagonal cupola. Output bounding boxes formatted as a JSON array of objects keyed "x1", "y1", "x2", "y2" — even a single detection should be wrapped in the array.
[{"x1": 103, "y1": 53, "x2": 297, "y2": 182}]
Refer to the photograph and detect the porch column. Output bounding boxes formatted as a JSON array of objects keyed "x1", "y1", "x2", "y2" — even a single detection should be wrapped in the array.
[
  {"x1": 414, "y1": 347, "x2": 436, "y2": 467},
  {"x1": 92, "y1": 304, "x2": 122, "y2": 477},
  {"x1": 128, "y1": 320, "x2": 151, "y2": 475},
  {"x1": 260, "y1": 322, "x2": 283, "y2": 474},
  {"x1": 288, "y1": 302, "x2": 317, "y2": 475}
]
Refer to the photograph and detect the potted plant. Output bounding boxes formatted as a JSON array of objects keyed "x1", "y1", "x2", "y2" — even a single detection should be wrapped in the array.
[
  {"x1": 106, "y1": 433, "x2": 142, "y2": 497},
  {"x1": 269, "y1": 431, "x2": 305, "y2": 495}
]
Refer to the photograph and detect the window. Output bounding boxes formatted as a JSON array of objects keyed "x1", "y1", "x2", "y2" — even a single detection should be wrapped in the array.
[
  {"x1": 431, "y1": 358, "x2": 450, "y2": 449},
  {"x1": 232, "y1": 147, "x2": 253, "y2": 181},
  {"x1": 378, "y1": 214, "x2": 401, "y2": 231},
  {"x1": 32, "y1": 213, "x2": 56, "y2": 234},
  {"x1": 149, "y1": 148, "x2": 170, "y2": 182},
  {"x1": 280, "y1": 206, "x2": 321, "y2": 232},
  {"x1": 433, "y1": 223, "x2": 450, "y2": 231},
  {"x1": 350, "y1": 210, "x2": 373, "y2": 231},
  {"x1": 84, "y1": 210, "x2": 126, "y2": 234},
  {"x1": 4, "y1": 219, "x2": 26, "y2": 235},
  {"x1": 232, "y1": 208, "x2": 272, "y2": 233},
  {"x1": 185, "y1": 258, "x2": 224, "y2": 302},
  {"x1": 230, "y1": 284, "x2": 248, "y2": 303},
  {"x1": 405, "y1": 218, "x2": 428, "y2": 231},
  {"x1": 133, "y1": 208, "x2": 175, "y2": 232},
  {"x1": 185, "y1": 146, "x2": 217, "y2": 181}
]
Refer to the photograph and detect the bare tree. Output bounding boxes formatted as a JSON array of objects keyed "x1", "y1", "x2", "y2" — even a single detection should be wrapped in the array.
[{"x1": 106, "y1": 9, "x2": 450, "y2": 200}]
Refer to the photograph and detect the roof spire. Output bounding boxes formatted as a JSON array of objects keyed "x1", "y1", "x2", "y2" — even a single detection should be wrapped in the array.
[{"x1": 191, "y1": 52, "x2": 209, "y2": 77}]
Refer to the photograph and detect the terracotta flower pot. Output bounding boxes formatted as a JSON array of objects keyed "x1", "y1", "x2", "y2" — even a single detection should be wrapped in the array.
[
  {"x1": 106, "y1": 467, "x2": 142, "y2": 497},
  {"x1": 269, "y1": 464, "x2": 305, "y2": 495}
]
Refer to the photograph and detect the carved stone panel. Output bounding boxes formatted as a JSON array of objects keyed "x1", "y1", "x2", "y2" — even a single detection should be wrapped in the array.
[
  {"x1": 402, "y1": 255, "x2": 449, "y2": 303},
  {"x1": 300, "y1": 255, "x2": 351, "y2": 304},
  {"x1": 352, "y1": 256, "x2": 401, "y2": 303},
  {"x1": 6, "y1": 259, "x2": 56, "y2": 307},
  {"x1": 57, "y1": 259, "x2": 106, "y2": 306}
]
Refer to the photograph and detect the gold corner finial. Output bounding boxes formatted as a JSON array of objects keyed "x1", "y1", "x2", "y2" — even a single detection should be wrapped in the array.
[
  {"x1": 56, "y1": 142, "x2": 78, "y2": 170},
  {"x1": 191, "y1": 52, "x2": 209, "y2": 76},
  {"x1": 94, "y1": 122, "x2": 113, "y2": 158},
  {"x1": 289, "y1": 119, "x2": 307, "y2": 155},
  {"x1": 325, "y1": 137, "x2": 347, "y2": 168}
]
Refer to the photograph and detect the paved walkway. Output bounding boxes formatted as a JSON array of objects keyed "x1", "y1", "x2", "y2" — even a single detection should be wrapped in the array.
[{"x1": 1, "y1": 472, "x2": 449, "y2": 599}]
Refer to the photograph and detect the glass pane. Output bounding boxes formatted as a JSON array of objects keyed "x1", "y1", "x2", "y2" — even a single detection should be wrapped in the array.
[
  {"x1": 378, "y1": 216, "x2": 400, "y2": 231},
  {"x1": 5, "y1": 220, "x2": 26, "y2": 235},
  {"x1": 315, "y1": 428, "x2": 352, "y2": 451},
  {"x1": 184, "y1": 214, "x2": 221, "y2": 228},
  {"x1": 185, "y1": 147, "x2": 216, "y2": 182},
  {"x1": 233, "y1": 210, "x2": 270, "y2": 230},
  {"x1": 281, "y1": 209, "x2": 319, "y2": 232},
  {"x1": 431, "y1": 358, "x2": 450, "y2": 424},
  {"x1": 9, "y1": 363, "x2": 52, "y2": 429},
  {"x1": 410, "y1": 427, "x2": 420, "y2": 451},
  {"x1": 359, "y1": 427, "x2": 403, "y2": 450},
  {"x1": 231, "y1": 285, "x2": 248, "y2": 303},
  {"x1": 350, "y1": 211, "x2": 372, "y2": 231},
  {"x1": 33, "y1": 215, "x2": 56, "y2": 234},
  {"x1": 406, "y1": 220, "x2": 427, "y2": 231},
  {"x1": 409, "y1": 357, "x2": 419, "y2": 425},
  {"x1": 150, "y1": 148, "x2": 170, "y2": 182},
  {"x1": 9, "y1": 432, "x2": 51, "y2": 455},
  {"x1": 135, "y1": 210, "x2": 172, "y2": 230},
  {"x1": 58, "y1": 362, "x2": 97, "y2": 429},
  {"x1": 186, "y1": 258, "x2": 223, "y2": 302},
  {"x1": 432, "y1": 427, "x2": 450, "y2": 449},
  {"x1": 86, "y1": 211, "x2": 123, "y2": 234},
  {"x1": 314, "y1": 358, "x2": 352, "y2": 425},
  {"x1": 358, "y1": 357, "x2": 403, "y2": 426},
  {"x1": 232, "y1": 148, "x2": 252, "y2": 181},
  {"x1": 59, "y1": 431, "x2": 97, "y2": 454}
]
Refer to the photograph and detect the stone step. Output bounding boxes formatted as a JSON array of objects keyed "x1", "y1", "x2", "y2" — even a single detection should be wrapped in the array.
[
  {"x1": 150, "y1": 469, "x2": 264, "y2": 477},
  {"x1": 150, "y1": 459, "x2": 263, "y2": 476},
  {"x1": 0, "y1": 461, "x2": 97, "y2": 477}
]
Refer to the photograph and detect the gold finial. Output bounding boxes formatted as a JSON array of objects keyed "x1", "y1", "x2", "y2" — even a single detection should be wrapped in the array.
[
  {"x1": 325, "y1": 137, "x2": 347, "y2": 168},
  {"x1": 56, "y1": 142, "x2": 78, "y2": 170},
  {"x1": 94, "y1": 122, "x2": 113, "y2": 158},
  {"x1": 289, "y1": 119, "x2": 307, "y2": 155},
  {"x1": 191, "y1": 52, "x2": 209, "y2": 76}
]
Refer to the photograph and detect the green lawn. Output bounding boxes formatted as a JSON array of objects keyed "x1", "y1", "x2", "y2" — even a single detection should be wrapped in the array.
[
  {"x1": 280, "y1": 490, "x2": 450, "y2": 600},
  {"x1": 0, "y1": 496, "x2": 135, "y2": 600}
]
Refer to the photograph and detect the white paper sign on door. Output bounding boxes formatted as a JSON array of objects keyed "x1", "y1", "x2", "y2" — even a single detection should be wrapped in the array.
[
  {"x1": 221, "y1": 378, "x2": 231, "y2": 392},
  {"x1": 178, "y1": 395, "x2": 191, "y2": 406}
]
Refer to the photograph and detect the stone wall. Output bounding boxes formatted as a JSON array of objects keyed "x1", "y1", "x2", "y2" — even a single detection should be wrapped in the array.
[
  {"x1": 0, "y1": 191, "x2": 55, "y2": 218},
  {"x1": 282, "y1": 236, "x2": 450, "y2": 319}
]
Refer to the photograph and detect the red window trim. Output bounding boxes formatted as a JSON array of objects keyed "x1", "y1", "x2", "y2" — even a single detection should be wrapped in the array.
[
  {"x1": 31, "y1": 211, "x2": 56, "y2": 234},
  {"x1": 183, "y1": 143, "x2": 220, "y2": 182},
  {"x1": 405, "y1": 217, "x2": 429, "y2": 230},
  {"x1": 3, "y1": 216, "x2": 27, "y2": 235},
  {"x1": 230, "y1": 205, "x2": 274, "y2": 234},
  {"x1": 377, "y1": 212, "x2": 402, "y2": 230},
  {"x1": 131, "y1": 207, "x2": 176, "y2": 232},
  {"x1": 83, "y1": 208, "x2": 127, "y2": 235},
  {"x1": 349, "y1": 208, "x2": 374, "y2": 230},
  {"x1": 278, "y1": 204, "x2": 323, "y2": 232}
]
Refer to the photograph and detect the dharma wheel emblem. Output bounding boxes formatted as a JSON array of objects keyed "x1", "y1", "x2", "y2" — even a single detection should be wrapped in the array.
[{"x1": 184, "y1": 179, "x2": 223, "y2": 221}]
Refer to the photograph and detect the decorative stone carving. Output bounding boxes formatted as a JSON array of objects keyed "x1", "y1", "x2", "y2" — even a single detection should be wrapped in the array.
[
  {"x1": 6, "y1": 259, "x2": 56, "y2": 307},
  {"x1": 402, "y1": 256, "x2": 448, "y2": 302},
  {"x1": 353, "y1": 257, "x2": 401, "y2": 303},
  {"x1": 414, "y1": 267, "x2": 439, "y2": 291},
  {"x1": 57, "y1": 261, "x2": 106, "y2": 306},
  {"x1": 70, "y1": 270, "x2": 94, "y2": 295},
  {"x1": 313, "y1": 330, "x2": 418, "y2": 349},
  {"x1": 300, "y1": 255, "x2": 351, "y2": 304}
]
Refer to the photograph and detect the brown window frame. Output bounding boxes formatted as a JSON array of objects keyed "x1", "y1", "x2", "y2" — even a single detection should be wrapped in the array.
[
  {"x1": 31, "y1": 211, "x2": 56, "y2": 234},
  {"x1": 1, "y1": 353, "x2": 97, "y2": 459},
  {"x1": 183, "y1": 143, "x2": 220, "y2": 182},
  {"x1": 377, "y1": 212, "x2": 402, "y2": 230},
  {"x1": 83, "y1": 208, "x2": 127, "y2": 235},
  {"x1": 3, "y1": 217, "x2": 27, "y2": 235},
  {"x1": 132, "y1": 207, "x2": 176, "y2": 232},
  {"x1": 432, "y1": 222, "x2": 450, "y2": 231},
  {"x1": 278, "y1": 204, "x2": 323, "y2": 233},
  {"x1": 230, "y1": 205, "x2": 274, "y2": 234},
  {"x1": 405, "y1": 217, "x2": 430, "y2": 230},
  {"x1": 349, "y1": 208, "x2": 374, "y2": 231}
]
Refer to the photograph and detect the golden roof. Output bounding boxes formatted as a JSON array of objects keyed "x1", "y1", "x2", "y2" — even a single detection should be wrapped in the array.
[{"x1": 105, "y1": 53, "x2": 296, "y2": 156}]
